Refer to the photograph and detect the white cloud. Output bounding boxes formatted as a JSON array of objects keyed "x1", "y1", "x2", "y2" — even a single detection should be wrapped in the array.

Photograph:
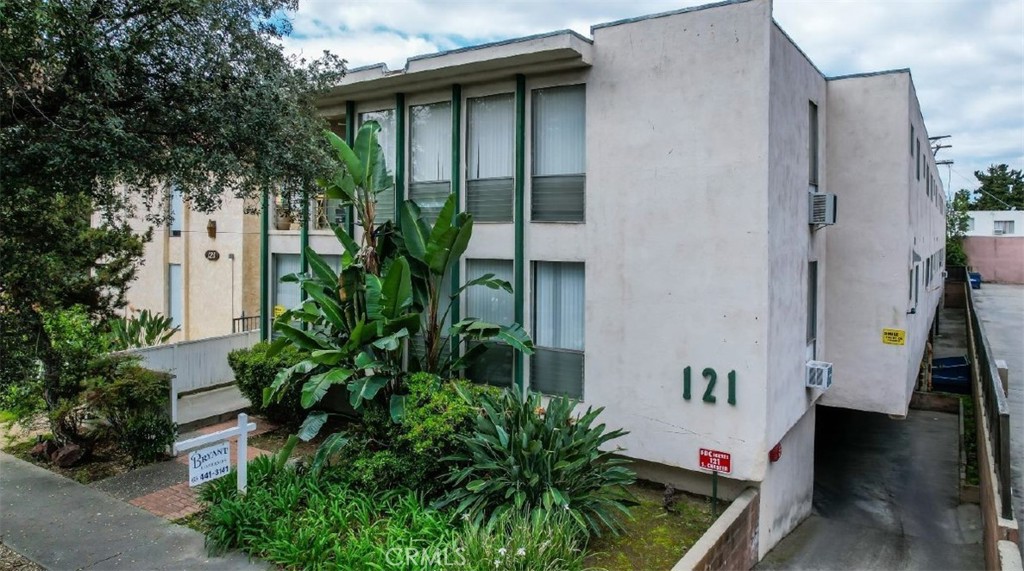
[{"x1": 286, "y1": 0, "x2": 1024, "y2": 190}]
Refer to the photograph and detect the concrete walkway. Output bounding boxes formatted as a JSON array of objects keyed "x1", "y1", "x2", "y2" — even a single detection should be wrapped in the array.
[
  {"x1": 757, "y1": 407, "x2": 983, "y2": 570},
  {"x1": 972, "y1": 283, "x2": 1024, "y2": 553},
  {"x1": 0, "y1": 453, "x2": 266, "y2": 570}
]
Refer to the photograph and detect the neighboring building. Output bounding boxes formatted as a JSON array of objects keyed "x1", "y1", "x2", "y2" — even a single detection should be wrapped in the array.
[
  {"x1": 124, "y1": 189, "x2": 261, "y2": 341},
  {"x1": 964, "y1": 210, "x2": 1024, "y2": 283},
  {"x1": 250, "y1": 0, "x2": 945, "y2": 560}
]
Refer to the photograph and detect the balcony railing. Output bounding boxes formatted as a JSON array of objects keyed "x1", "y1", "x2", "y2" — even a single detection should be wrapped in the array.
[{"x1": 232, "y1": 314, "x2": 261, "y2": 334}]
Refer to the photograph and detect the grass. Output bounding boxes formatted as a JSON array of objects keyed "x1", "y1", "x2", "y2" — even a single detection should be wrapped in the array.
[
  {"x1": 173, "y1": 510, "x2": 210, "y2": 534},
  {"x1": 584, "y1": 481, "x2": 714, "y2": 571}
]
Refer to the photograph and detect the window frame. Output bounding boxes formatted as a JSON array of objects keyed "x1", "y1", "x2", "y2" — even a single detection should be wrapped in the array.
[
  {"x1": 530, "y1": 260, "x2": 585, "y2": 398},
  {"x1": 530, "y1": 83, "x2": 587, "y2": 224}
]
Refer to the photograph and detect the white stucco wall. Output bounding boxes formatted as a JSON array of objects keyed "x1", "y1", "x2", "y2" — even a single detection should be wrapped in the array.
[
  {"x1": 966, "y1": 210, "x2": 1024, "y2": 236},
  {"x1": 583, "y1": 0, "x2": 773, "y2": 483},
  {"x1": 765, "y1": 24, "x2": 827, "y2": 448},
  {"x1": 757, "y1": 404, "x2": 816, "y2": 558},
  {"x1": 822, "y1": 71, "x2": 944, "y2": 415}
]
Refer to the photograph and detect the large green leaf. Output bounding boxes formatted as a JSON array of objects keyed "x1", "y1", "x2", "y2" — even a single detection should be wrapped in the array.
[
  {"x1": 351, "y1": 121, "x2": 381, "y2": 187},
  {"x1": 371, "y1": 328, "x2": 408, "y2": 351},
  {"x1": 390, "y1": 394, "x2": 407, "y2": 422},
  {"x1": 365, "y1": 274, "x2": 383, "y2": 321},
  {"x1": 297, "y1": 411, "x2": 328, "y2": 441},
  {"x1": 401, "y1": 200, "x2": 429, "y2": 262},
  {"x1": 310, "y1": 432, "x2": 350, "y2": 476},
  {"x1": 347, "y1": 376, "x2": 389, "y2": 408},
  {"x1": 324, "y1": 130, "x2": 363, "y2": 186},
  {"x1": 300, "y1": 367, "x2": 353, "y2": 409},
  {"x1": 427, "y1": 194, "x2": 456, "y2": 250},
  {"x1": 274, "y1": 323, "x2": 326, "y2": 352},
  {"x1": 304, "y1": 247, "x2": 338, "y2": 288},
  {"x1": 452, "y1": 273, "x2": 513, "y2": 299},
  {"x1": 380, "y1": 256, "x2": 412, "y2": 319},
  {"x1": 301, "y1": 282, "x2": 346, "y2": 331}
]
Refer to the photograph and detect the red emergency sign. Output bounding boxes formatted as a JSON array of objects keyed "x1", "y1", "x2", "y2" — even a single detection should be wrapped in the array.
[{"x1": 699, "y1": 448, "x2": 732, "y2": 474}]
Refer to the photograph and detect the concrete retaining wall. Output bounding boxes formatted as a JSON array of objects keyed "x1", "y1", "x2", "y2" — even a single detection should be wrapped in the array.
[
  {"x1": 965, "y1": 237, "x2": 1024, "y2": 284},
  {"x1": 673, "y1": 488, "x2": 759, "y2": 571}
]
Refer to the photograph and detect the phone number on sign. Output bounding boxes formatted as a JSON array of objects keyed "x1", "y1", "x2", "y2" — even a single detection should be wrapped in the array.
[{"x1": 190, "y1": 465, "x2": 230, "y2": 485}]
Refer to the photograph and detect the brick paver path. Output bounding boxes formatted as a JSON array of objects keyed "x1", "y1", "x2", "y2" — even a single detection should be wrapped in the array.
[{"x1": 123, "y1": 418, "x2": 277, "y2": 520}]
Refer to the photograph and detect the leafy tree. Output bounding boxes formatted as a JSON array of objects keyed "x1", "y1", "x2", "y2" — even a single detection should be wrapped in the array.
[
  {"x1": 967, "y1": 164, "x2": 1024, "y2": 211},
  {"x1": 946, "y1": 189, "x2": 970, "y2": 266},
  {"x1": 0, "y1": 1, "x2": 343, "y2": 413}
]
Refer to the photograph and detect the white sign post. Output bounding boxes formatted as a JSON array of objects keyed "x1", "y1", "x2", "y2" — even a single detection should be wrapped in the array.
[{"x1": 174, "y1": 413, "x2": 255, "y2": 493}]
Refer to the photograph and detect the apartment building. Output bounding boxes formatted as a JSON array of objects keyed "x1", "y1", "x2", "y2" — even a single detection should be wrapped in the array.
[
  {"x1": 964, "y1": 210, "x2": 1024, "y2": 283},
  {"x1": 250, "y1": 0, "x2": 948, "y2": 558}
]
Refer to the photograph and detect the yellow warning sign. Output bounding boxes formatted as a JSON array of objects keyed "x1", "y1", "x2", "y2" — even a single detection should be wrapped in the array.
[
  {"x1": 882, "y1": 328, "x2": 906, "y2": 346},
  {"x1": 273, "y1": 304, "x2": 286, "y2": 318}
]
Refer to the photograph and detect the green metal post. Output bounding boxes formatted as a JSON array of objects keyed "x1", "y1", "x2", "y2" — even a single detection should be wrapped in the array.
[
  {"x1": 712, "y1": 471, "x2": 719, "y2": 517},
  {"x1": 259, "y1": 188, "x2": 269, "y2": 341},
  {"x1": 513, "y1": 74, "x2": 526, "y2": 396},
  {"x1": 395, "y1": 93, "x2": 406, "y2": 222},
  {"x1": 450, "y1": 84, "x2": 462, "y2": 358},
  {"x1": 300, "y1": 189, "x2": 309, "y2": 302},
  {"x1": 345, "y1": 100, "x2": 356, "y2": 236}
]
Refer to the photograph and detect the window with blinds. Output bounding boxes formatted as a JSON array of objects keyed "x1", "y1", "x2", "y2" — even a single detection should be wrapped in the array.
[
  {"x1": 464, "y1": 259, "x2": 515, "y2": 386},
  {"x1": 808, "y1": 101, "x2": 819, "y2": 188},
  {"x1": 167, "y1": 264, "x2": 183, "y2": 329},
  {"x1": 531, "y1": 85, "x2": 585, "y2": 222},
  {"x1": 467, "y1": 94, "x2": 514, "y2": 223},
  {"x1": 359, "y1": 109, "x2": 397, "y2": 224},
  {"x1": 531, "y1": 261, "x2": 584, "y2": 398},
  {"x1": 410, "y1": 102, "x2": 452, "y2": 224},
  {"x1": 168, "y1": 186, "x2": 183, "y2": 236}
]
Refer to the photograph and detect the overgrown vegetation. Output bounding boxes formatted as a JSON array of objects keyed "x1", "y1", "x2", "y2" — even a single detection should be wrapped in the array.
[
  {"x1": 106, "y1": 310, "x2": 179, "y2": 350},
  {"x1": 228, "y1": 342, "x2": 306, "y2": 424}
]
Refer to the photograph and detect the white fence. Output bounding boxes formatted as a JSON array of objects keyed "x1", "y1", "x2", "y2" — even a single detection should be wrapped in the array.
[{"x1": 126, "y1": 330, "x2": 259, "y2": 423}]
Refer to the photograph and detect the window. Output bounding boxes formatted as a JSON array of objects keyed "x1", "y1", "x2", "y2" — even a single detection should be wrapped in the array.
[
  {"x1": 808, "y1": 102, "x2": 819, "y2": 187},
  {"x1": 908, "y1": 270, "x2": 913, "y2": 301},
  {"x1": 360, "y1": 109, "x2": 397, "y2": 223},
  {"x1": 914, "y1": 265, "x2": 919, "y2": 306},
  {"x1": 807, "y1": 261, "x2": 818, "y2": 345},
  {"x1": 169, "y1": 186, "x2": 183, "y2": 236},
  {"x1": 273, "y1": 254, "x2": 341, "y2": 315},
  {"x1": 994, "y1": 220, "x2": 1015, "y2": 235},
  {"x1": 464, "y1": 259, "x2": 515, "y2": 386},
  {"x1": 532, "y1": 85, "x2": 586, "y2": 222},
  {"x1": 910, "y1": 124, "x2": 914, "y2": 156},
  {"x1": 916, "y1": 139, "x2": 921, "y2": 180},
  {"x1": 967, "y1": 217, "x2": 975, "y2": 231},
  {"x1": 531, "y1": 262, "x2": 584, "y2": 397},
  {"x1": 467, "y1": 94, "x2": 514, "y2": 222},
  {"x1": 926, "y1": 258, "x2": 931, "y2": 286},
  {"x1": 410, "y1": 102, "x2": 452, "y2": 223},
  {"x1": 168, "y1": 264, "x2": 183, "y2": 329}
]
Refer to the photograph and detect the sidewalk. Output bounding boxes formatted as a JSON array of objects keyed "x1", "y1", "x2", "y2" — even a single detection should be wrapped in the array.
[{"x1": 0, "y1": 452, "x2": 266, "y2": 570}]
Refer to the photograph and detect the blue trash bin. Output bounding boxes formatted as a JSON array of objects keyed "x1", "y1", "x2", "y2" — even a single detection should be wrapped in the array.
[{"x1": 969, "y1": 272, "x2": 982, "y2": 289}]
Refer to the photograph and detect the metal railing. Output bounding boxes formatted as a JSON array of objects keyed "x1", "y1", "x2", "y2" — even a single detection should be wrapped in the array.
[
  {"x1": 965, "y1": 282, "x2": 1013, "y2": 519},
  {"x1": 232, "y1": 314, "x2": 261, "y2": 333}
]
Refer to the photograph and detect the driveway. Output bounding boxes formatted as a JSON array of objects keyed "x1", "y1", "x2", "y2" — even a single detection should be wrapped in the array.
[
  {"x1": 757, "y1": 407, "x2": 983, "y2": 570},
  {"x1": 972, "y1": 283, "x2": 1024, "y2": 551}
]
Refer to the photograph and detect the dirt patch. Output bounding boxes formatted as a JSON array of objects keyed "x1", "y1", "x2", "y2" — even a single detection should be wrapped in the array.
[
  {"x1": 249, "y1": 417, "x2": 352, "y2": 459},
  {"x1": 584, "y1": 481, "x2": 714, "y2": 571},
  {"x1": 5, "y1": 437, "x2": 144, "y2": 484},
  {"x1": 0, "y1": 543, "x2": 42, "y2": 571}
]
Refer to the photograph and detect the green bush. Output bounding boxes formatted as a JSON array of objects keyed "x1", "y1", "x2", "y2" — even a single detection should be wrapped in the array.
[
  {"x1": 84, "y1": 354, "x2": 176, "y2": 465},
  {"x1": 200, "y1": 457, "x2": 459, "y2": 570},
  {"x1": 456, "y1": 508, "x2": 590, "y2": 571},
  {"x1": 228, "y1": 342, "x2": 305, "y2": 423},
  {"x1": 339, "y1": 373, "x2": 498, "y2": 496},
  {"x1": 441, "y1": 388, "x2": 636, "y2": 537}
]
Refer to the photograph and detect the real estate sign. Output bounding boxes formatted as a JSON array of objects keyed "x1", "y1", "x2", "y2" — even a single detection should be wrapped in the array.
[{"x1": 188, "y1": 442, "x2": 231, "y2": 487}]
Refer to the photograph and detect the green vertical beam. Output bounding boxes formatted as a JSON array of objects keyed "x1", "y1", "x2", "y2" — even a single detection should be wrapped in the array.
[
  {"x1": 450, "y1": 84, "x2": 462, "y2": 358},
  {"x1": 395, "y1": 93, "x2": 406, "y2": 222},
  {"x1": 259, "y1": 188, "x2": 270, "y2": 341},
  {"x1": 513, "y1": 74, "x2": 526, "y2": 395},
  {"x1": 300, "y1": 188, "x2": 309, "y2": 304},
  {"x1": 345, "y1": 100, "x2": 356, "y2": 236}
]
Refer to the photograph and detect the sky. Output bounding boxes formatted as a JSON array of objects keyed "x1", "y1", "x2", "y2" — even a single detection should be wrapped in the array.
[{"x1": 279, "y1": 0, "x2": 1024, "y2": 195}]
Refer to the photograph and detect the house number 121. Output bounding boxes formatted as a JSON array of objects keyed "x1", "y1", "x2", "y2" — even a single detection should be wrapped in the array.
[{"x1": 683, "y1": 366, "x2": 736, "y2": 405}]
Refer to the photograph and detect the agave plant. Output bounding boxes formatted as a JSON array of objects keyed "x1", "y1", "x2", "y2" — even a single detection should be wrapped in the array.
[
  {"x1": 440, "y1": 388, "x2": 637, "y2": 537},
  {"x1": 107, "y1": 309, "x2": 179, "y2": 350}
]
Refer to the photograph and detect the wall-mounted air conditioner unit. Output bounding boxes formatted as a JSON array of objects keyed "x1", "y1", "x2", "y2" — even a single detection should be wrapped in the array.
[
  {"x1": 806, "y1": 360, "x2": 833, "y2": 390},
  {"x1": 808, "y1": 193, "x2": 838, "y2": 225},
  {"x1": 994, "y1": 229, "x2": 1005, "y2": 235}
]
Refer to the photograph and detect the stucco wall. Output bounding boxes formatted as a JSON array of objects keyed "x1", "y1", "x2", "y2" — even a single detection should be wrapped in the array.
[
  {"x1": 757, "y1": 404, "x2": 815, "y2": 558},
  {"x1": 764, "y1": 24, "x2": 827, "y2": 449},
  {"x1": 822, "y1": 71, "x2": 943, "y2": 416},
  {"x1": 964, "y1": 237, "x2": 1024, "y2": 284},
  {"x1": 584, "y1": 0, "x2": 773, "y2": 482},
  {"x1": 125, "y1": 193, "x2": 256, "y2": 341}
]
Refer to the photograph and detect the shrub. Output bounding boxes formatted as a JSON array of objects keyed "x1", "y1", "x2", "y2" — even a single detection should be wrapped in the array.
[
  {"x1": 456, "y1": 508, "x2": 590, "y2": 571},
  {"x1": 200, "y1": 457, "x2": 459, "y2": 570},
  {"x1": 228, "y1": 342, "x2": 305, "y2": 423},
  {"x1": 84, "y1": 354, "x2": 176, "y2": 465},
  {"x1": 441, "y1": 388, "x2": 636, "y2": 537}
]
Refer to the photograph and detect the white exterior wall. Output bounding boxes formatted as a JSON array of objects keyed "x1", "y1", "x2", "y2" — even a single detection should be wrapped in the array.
[
  {"x1": 822, "y1": 72, "x2": 945, "y2": 416},
  {"x1": 583, "y1": 0, "x2": 773, "y2": 483},
  {"x1": 966, "y1": 210, "x2": 1024, "y2": 236}
]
